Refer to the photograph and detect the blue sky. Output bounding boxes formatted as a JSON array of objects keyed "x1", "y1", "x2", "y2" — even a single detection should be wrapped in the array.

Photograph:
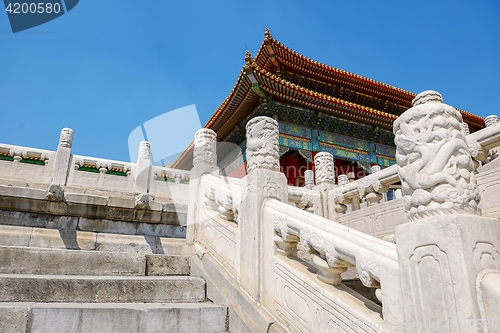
[{"x1": 1, "y1": 1, "x2": 499, "y2": 163}]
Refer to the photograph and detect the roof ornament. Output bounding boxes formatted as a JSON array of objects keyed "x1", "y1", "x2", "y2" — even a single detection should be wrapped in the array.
[
  {"x1": 265, "y1": 27, "x2": 272, "y2": 39},
  {"x1": 245, "y1": 50, "x2": 252, "y2": 64}
]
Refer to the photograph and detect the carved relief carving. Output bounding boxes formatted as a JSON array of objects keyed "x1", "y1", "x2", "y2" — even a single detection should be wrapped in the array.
[
  {"x1": 338, "y1": 174, "x2": 349, "y2": 186},
  {"x1": 330, "y1": 188, "x2": 350, "y2": 214},
  {"x1": 59, "y1": 128, "x2": 74, "y2": 148},
  {"x1": 273, "y1": 215, "x2": 299, "y2": 255},
  {"x1": 473, "y1": 242, "x2": 500, "y2": 272},
  {"x1": 314, "y1": 152, "x2": 334, "y2": 184},
  {"x1": 217, "y1": 194, "x2": 234, "y2": 221},
  {"x1": 245, "y1": 116, "x2": 280, "y2": 173},
  {"x1": 468, "y1": 138, "x2": 487, "y2": 162},
  {"x1": 296, "y1": 192, "x2": 314, "y2": 212},
  {"x1": 394, "y1": 90, "x2": 481, "y2": 221},
  {"x1": 138, "y1": 141, "x2": 151, "y2": 160},
  {"x1": 264, "y1": 182, "x2": 281, "y2": 199},
  {"x1": 193, "y1": 129, "x2": 217, "y2": 167},
  {"x1": 204, "y1": 186, "x2": 218, "y2": 210}
]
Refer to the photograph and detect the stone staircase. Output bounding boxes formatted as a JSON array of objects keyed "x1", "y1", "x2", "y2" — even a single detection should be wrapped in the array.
[{"x1": 0, "y1": 228, "x2": 227, "y2": 333}]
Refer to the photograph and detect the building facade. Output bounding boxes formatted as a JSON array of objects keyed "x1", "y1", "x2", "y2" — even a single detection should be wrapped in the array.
[{"x1": 174, "y1": 29, "x2": 484, "y2": 186}]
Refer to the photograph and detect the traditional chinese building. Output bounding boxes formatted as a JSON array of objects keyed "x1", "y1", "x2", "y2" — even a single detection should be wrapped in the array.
[{"x1": 173, "y1": 29, "x2": 484, "y2": 186}]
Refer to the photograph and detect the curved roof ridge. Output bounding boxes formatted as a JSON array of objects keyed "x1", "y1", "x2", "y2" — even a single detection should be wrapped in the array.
[
  {"x1": 247, "y1": 61, "x2": 398, "y2": 122},
  {"x1": 204, "y1": 67, "x2": 248, "y2": 129},
  {"x1": 262, "y1": 29, "x2": 415, "y2": 99}
]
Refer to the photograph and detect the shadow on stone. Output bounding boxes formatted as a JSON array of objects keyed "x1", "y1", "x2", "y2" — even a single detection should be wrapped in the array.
[
  {"x1": 58, "y1": 229, "x2": 81, "y2": 250},
  {"x1": 144, "y1": 235, "x2": 164, "y2": 254}
]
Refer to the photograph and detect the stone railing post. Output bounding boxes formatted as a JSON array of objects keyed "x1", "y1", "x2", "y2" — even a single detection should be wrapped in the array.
[
  {"x1": 304, "y1": 169, "x2": 314, "y2": 189},
  {"x1": 314, "y1": 152, "x2": 335, "y2": 218},
  {"x1": 331, "y1": 174, "x2": 351, "y2": 214},
  {"x1": 186, "y1": 129, "x2": 218, "y2": 244},
  {"x1": 240, "y1": 116, "x2": 288, "y2": 306},
  {"x1": 132, "y1": 141, "x2": 152, "y2": 209},
  {"x1": 347, "y1": 171, "x2": 361, "y2": 210},
  {"x1": 46, "y1": 128, "x2": 74, "y2": 201},
  {"x1": 364, "y1": 165, "x2": 386, "y2": 206},
  {"x1": 394, "y1": 90, "x2": 500, "y2": 332}
]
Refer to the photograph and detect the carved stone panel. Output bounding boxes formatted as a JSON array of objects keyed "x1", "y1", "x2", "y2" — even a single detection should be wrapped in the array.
[
  {"x1": 193, "y1": 128, "x2": 217, "y2": 167},
  {"x1": 393, "y1": 90, "x2": 480, "y2": 221},
  {"x1": 245, "y1": 116, "x2": 280, "y2": 173},
  {"x1": 314, "y1": 152, "x2": 334, "y2": 185}
]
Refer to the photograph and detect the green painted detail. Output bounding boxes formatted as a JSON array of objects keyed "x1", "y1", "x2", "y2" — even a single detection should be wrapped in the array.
[
  {"x1": 251, "y1": 82, "x2": 267, "y2": 98},
  {"x1": 320, "y1": 145, "x2": 371, "y2": 163},
  {"x1": 105, "y1": 170, "x2": 128, "y2": 177},
  {"x1": 318, "y1": 131, "x2": 370, "y2": 152},
  {"x1": 279, "y1": 121, "x2": 312, "y2": 139},
  {"x1": 0, "y1": 155, "x2": 14, "y2": 161},
  {"x1": 377, "y1": 157, "x2": 396, "y2": 167},
  {"x1": 78, "y1": 166, "x2": 99, "y2": 173},
  {"x1": 279, "y1": 136, "x2": 312, "y2": 151},
  {"x1": 20, "y1": 158, "x2": 45, "y2": 166}
]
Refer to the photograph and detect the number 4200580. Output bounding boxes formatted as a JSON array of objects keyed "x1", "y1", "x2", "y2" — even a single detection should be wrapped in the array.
[{"x1": 5, "y1": 2, "x2": 61, "y2": 14}]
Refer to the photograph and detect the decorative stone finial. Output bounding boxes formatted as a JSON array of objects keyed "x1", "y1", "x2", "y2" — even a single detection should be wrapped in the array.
[
  {"x1": 371, "y1": 165, "x2": 381, "y2": 173},
  {"x1": 304, "y1": 170, "x2": 314, "y2": 189},
  {"x1": 245, "y1": 116, "x2": 280, "y2": 173},
  {"x1": 193, "y1": 128, "x2": 217, "y2": 167},
  {"x1": 394, "y1": 91, "x2": 480, "y2": 221},
  {"x1": 338, "y1": 174, "x2": 349, "y2": 186},
  {"x1": 314, "y1": 152, "x2": 334, "y2": 184},
  {"x1": 411, "y1": 90, "x2": 443, "y2": 106},
  {"x1": 59, "y1": 128, "x2": 74, "y2": 148},
  {"x1": 138, "y1": 141, "x2": 151, "y2": 161},
  {"x1": 485, "y1": 115, "x2": 499, "y2": 128}
]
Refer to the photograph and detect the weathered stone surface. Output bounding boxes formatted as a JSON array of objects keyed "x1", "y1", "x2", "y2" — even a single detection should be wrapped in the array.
[
  {"x1": 395, "y1": 215, "x2": 500, "y2": 332},
  {"x1": 95, "y1": 233, "x2": 161, "y2": 254},
  {"x1": 0, "y1": 303, "x2": 30, "y2": 333},
  {"x1": 65, "y1": 193, "x2": 108, "y2": 218},
  {"x1": 146, "y1": 254, "x2": 190, "y2": 276},
  {"x1": 78, "y1": 218, "x2": 138, "y2": 235},
  {"x1": 0, "y1": 210, "x2": 78, "y2": 230},
  {"x1": 94, "y1": 233, "x2": 192, "y2": 255},
  {"x1": 0, "y1": 185, "x2": 47, "y2": 201},
  {"x1": 136, "y1": 222, "x2": 185, "y2": 238},
  {"x1": 191, "y1": 254, "x2": 275, "y2": 333},
  {"x1": 21, "y1": 302, "x2": 226, "y2": 333},
  {"x1": 0, "y1": 275, "x2": 205, "y2": 303},
  {"x1": 29, "y1": 228, "x2": 96, "y2": 250},
  {"x1": 0, "y1": 225, "x2": 32, "y2": 247},
  {"x1": 0, "y1": 246, "x2": 146, "y2": 276}
]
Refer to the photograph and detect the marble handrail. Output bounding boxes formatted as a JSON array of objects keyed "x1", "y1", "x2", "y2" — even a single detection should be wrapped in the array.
[
  {"x1": 200, "y1": 173, "x2": 240, "y2": 223},
  {"x1": 264, "y1": 198, "x2": 399, "y2": 307},
  {"x1": 287, "y1": 185, "x2": 320, "y2": 213}
]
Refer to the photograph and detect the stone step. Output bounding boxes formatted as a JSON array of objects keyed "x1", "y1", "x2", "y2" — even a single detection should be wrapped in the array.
[
  {"x1": 0, "y1": 302, "x2": 227, "y2": 333},
  {"x1": 0, "y1": 246, "x2": 146, "y2": 276},
  {"x1": 0, "y1": 274, "x2": 205, "y2": 303},
  {"x1": 0, "y1": 225, "x2": 194, "y2": 255},
  {"x1": 0, "y1": 246, "x2": 191, "y2": 276}
]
